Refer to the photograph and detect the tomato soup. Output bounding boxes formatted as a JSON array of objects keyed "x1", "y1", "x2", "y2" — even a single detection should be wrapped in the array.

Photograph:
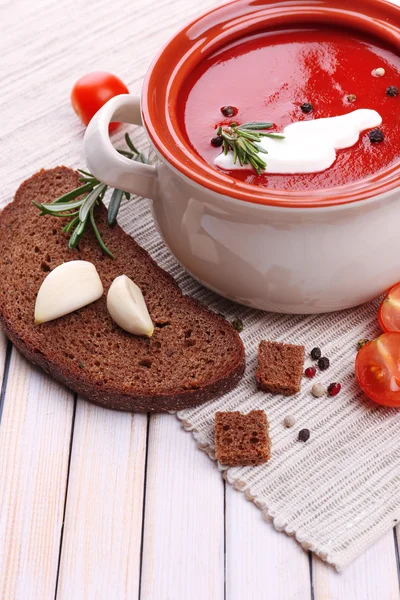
[{"x1": 178, "y1": 28, "x2": 400, "y2": 191}]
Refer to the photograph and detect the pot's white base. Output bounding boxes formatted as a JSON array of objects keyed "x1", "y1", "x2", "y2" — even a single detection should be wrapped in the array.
[{"x1": 185, "y1": 270, "x2": 378, "y2": 314}]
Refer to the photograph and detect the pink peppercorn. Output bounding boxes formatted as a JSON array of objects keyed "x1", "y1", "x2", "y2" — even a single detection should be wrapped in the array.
[
  {"x1": 305, "y1": 367, "x2": 317, "y2": 378},
  {"x1": 328, "y1": 382, "x2": 341, "y2": 396}
]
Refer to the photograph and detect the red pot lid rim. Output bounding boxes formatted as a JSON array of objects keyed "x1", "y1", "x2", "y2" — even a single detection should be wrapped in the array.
[{"x1": 142, "y1": 0, "x2": 400, "y2": 208}]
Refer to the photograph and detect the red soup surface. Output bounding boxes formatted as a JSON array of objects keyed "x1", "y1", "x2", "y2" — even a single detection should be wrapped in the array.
[{"x1": 177, "y1": 27, "x2": 400, "y2": 191}]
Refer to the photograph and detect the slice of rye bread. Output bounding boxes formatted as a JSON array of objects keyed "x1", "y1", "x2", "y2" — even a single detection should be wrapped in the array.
[
  {"x1": 0, "y1": 167, "x2": 245, "y2": 412},
  {"x1": 256, "y1": 340, "x2": 304, "y2": 395}
]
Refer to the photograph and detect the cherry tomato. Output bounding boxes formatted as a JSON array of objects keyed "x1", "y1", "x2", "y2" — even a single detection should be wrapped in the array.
[
  {"x1": 378, "y1": 282, "x2": 400, "y2": 332},
  {"x1": 71, "y1": 71, "x2": 129, "y2": 133},
  {"x1": 355, "y1": 332, "x2": 400, "y2": 407}
]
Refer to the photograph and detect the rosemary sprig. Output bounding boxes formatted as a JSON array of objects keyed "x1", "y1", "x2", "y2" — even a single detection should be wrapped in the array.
[
  {"x1": 33, "y1": 133, "x2": 148, "y2": 258},
  {"x1": 216, "y1": 121, "x2": 284, "y2": 174}
]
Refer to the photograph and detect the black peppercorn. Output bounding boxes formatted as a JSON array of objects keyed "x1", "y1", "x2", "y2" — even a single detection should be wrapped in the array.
[
  {"x1": 386, "y1": 85, "x2": 399, "y2": 97},
  {"x1": 300, "y1": 102, "x2": 313, "y2": 114},
  {"x1": 310, "y1": 347, "x2": 322, "y2": 360},
  {"x1": 211, "y1": 136, "x2": 223, "y2": 147},
  {"x1": 221, "y1": 105, "x2": 238, "y2": 117},
  {"x1": 232, "y1": 318, "x2": 243, "y2": 333},
  {"x1": 318, "y1": 356, "x2": 330, "y2": 371},
  {"x1": 369, "y1": 128, "x2": 384, "y2": 143},
  {"x1": 298, "y1": 429, "x2": 310, "y2": 442}
]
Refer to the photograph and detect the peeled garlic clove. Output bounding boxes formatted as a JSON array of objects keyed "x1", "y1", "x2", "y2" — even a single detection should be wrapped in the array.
[
  {"x1": 107, "y1": 275, "x2": 154, "y2": 337},
  {"x1": 35, "y1": 261, "x2": 103, "y2": 324}
]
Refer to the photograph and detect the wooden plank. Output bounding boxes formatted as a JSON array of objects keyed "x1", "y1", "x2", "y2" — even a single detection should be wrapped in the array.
[
  {"x1": 0, "y1": 350, "x2": 75, "y2": 600},
  {"x1": 394, "y1": 524, "x2": 400, "y2": 580},
  {"x1": 225, "y1": 484, "x2": 311, "y2": 600},
  {"x1": 56, "y1": 401, "x2": 147, "y2": 600},
  {"x1": 0, "y1": 331, "x2": 7, "y2": 395},
  {"x1": 313, "y1": 530, "x2": 399, "y2": 600},
  {"x1": 140, "y1": 414, "x2": 225, "y2": 600}
]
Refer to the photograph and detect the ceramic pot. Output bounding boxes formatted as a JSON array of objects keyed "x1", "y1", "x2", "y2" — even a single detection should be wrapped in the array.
[{"x1": 84, "y1": 0, "x2": 400, "y2": 313}]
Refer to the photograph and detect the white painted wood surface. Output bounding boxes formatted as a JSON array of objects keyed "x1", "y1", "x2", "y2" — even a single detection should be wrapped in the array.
[
  {"x1": 0, "y1": 351, "x2": 74, "y2": 600},
  {"x1": 225, "y1": 485, "x2": 311, "y2": 600},
  {"x1": 0, "y1": 331, "x2": 7, "y2": 393},
  {"x1": 56, "y1": 402, "x2": 148, "y2": 600},
  {"x1": 140, "y1": 415, "x2": 225, "y2": 600},
  {"x1": 1, "y1": 0, "x2": 400, "y2": 598}
]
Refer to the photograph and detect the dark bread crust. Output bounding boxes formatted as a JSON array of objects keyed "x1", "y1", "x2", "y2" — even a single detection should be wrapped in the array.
[
  {"x1": 256, "y1": 340, "x2": 304, "y2": 396},
  {"x1": 0, "y1": 167, "x2": 245, "y2": 412}
]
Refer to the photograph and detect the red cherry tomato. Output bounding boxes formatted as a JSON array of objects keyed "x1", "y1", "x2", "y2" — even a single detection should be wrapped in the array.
[
  {"x1": 378, "y1": 282, "x2": 400, "y2": 332},
  {"x1": 355, "y1": 332, "x2": 400, "y2": 407},
  {"x1": 71, "y1": 71, "x2": 129, "y2": 133}
]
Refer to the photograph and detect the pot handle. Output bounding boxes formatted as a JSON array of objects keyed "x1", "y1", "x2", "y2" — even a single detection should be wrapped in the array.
[{"x1": 84, "y1": 94, "x2": 158, "y2": 199}]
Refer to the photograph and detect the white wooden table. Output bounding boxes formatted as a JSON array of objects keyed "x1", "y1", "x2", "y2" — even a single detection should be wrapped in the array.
[{"x1": 1, "y1": 0, "x2": 400, "y2": 598}]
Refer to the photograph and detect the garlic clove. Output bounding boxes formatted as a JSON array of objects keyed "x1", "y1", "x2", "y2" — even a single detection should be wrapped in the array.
[
  {"x1": 107, "y1": 275, "x2": 154, "y2": 337},
  {"x1": 35, "y1": 261, "x2": 103, "y2": 324}
]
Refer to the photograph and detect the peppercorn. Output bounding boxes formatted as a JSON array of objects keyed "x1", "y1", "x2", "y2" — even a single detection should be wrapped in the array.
[
  {"x1": 386, "y1": 85, "x2": 399, "y2": 97},
  {"x1": 328, "y1": 382, "x2": 341, "y2": 397},
  {"x1": 305, "y1": 366, "x2": 317, "y2": 378},
  {"x1": 283, "y1": 415, "x2": 296, "y2": 428},
  {"x1": 310, "y1": 347, "x2": 321, "y2": 360},
  {"x1": 298, "y1": 429, "x2": 310, "y2": 442},
  {"x1": 357, "y1": 338, "x2": 370, "y2": 350},
  {"x1": 300, "y1": 102, "x2": 313, "y2": 114},
  {"x1": 373, "y1": 67, "x2": 385, "y2": 77},
  {"x1": 318, "y1": 356, "x2": 330, "y2": 371},
  {"x1": 347, "y1": 94, "x2": 357, "y2": 103},
  {"x1": 220, "y1": 105, "x2": 238, "y2": 117},
  {"x1": 312, "y1": 383, "x2": 325, "y2": 397},
  {"x1": 232, "y1": 318, "x2": 243, "y2": 332},
  {"x1": 211, "y1": 136, "x2": 223, "y2": 147},
  {"x1": 369, "y1": 128, "x2": 385, "y2": 143}
]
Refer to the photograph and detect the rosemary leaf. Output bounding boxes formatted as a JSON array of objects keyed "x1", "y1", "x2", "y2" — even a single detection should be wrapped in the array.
[
  {"x1": 108, "y1": 188, "x2": 124, "y2": 226},
  {"x1": 79, "y1": 176, "x2": 98, "y2": 183},
  {"x1": 233, "y1": 144, "x2": 238, "y2": 164},
  {"x1": 236, "y1": 146, "x2": 245, "y2": 166},
  {"x1": 238, "y1": 121, "x2": 274, "y2": 130},
  {"x1": 125, "y1": 133, "x2": 139, "y2": 154},
  {"x1": 37, "y1": 198, "x2": 86, "y2": 214},
  {"x1": 264, "y1": 133, "x2": 285, "y2": 140},
  {"x1": 117, "y1": 149, "x2": 134, "y2": 158},
  {"x1": 68, "y1": 219, "x2": 87, "y2": 249},
  {"x1": 49, "y1": 182, "x2": 94, "y2": 205},
  {"x1": 240, "y1": 138, "x2": 256, "y2": 154},
  {"x1": 236, "y1": 138, "x2": 247, "y2": 152},
  {"x1": 79, "y1": 184, "x2": 107, "y2": 222},
  {"x1": 255, "y1": 144, "x2": 269, "y2": 155},
  {"x1": 249, "y1": 156, "x2": 262, "y2": 174},
  {"x1": 89, "y1": 206, "x2": 114, "y2": 258},
  {"x1": 137, "y1": 153, "x2": 149, "y2": 164},
  {"x1": 62, "y1": 215, "x2": 80, "y2": 234},
  {"x1": 45, "y1": 210, "x2": 81, "y2": 218},
  {"x1": 237, "y1": 129, "x2": 263, "y2": 142}
]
